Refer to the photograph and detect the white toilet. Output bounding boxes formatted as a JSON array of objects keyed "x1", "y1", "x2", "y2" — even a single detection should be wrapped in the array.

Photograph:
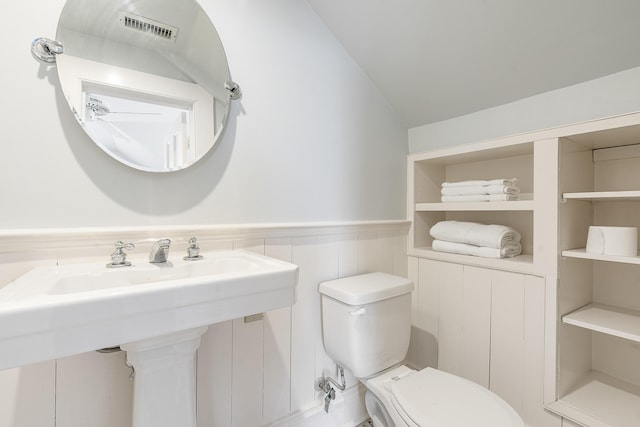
[{"x1": 319, "y1": 272, "x2": 525, "y2": 427}]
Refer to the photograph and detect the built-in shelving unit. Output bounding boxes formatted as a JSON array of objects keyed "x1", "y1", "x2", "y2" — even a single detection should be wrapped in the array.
[
  {"x1": 553, "y1": 116, "x2": 640, "y2": 427},
  {"x1": 409, "y1": 112, "x2": 640, "y2": 427},
  {"x1": 407, "y1": 139, "x2": 545, "y2": 275}
]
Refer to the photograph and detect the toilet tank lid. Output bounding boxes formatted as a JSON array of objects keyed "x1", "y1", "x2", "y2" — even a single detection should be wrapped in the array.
[{"x1": 319, "y1": 272, "x2": 413, "y2": 305}]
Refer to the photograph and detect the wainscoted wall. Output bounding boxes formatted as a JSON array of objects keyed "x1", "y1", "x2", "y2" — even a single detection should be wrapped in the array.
[
  {"x1": 0, "y1": 221, "x2": 408, "y2": 427},
  {"x1": 407, "y1": 257, "x2": 581, "y2": 427}
]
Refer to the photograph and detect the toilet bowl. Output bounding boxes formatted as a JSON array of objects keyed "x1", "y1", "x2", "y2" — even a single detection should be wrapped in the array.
[
  {"x1": 362, "y1": 365, "x2": 523, "y2": 427},
  {"x1": 319, "y1": 272, "x2": 524, "y2": 427}
]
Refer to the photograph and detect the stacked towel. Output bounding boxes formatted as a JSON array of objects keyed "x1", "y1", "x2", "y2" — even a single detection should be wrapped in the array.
[
  {"x1": 441, "y1": 194, "x2": 518, "y2": 202},
  {"x1": 429, "y1": 220, "x2": 522, "y2": 259},
  {"x1": 432, "y1": 240, "x2": 522, "y2": 258},
  {"x1": 442, "y1": 178, "x2": 517, "y2": 188},
  {"x1": 440, "y1": 178, "x2": 519, "y2": 202}
]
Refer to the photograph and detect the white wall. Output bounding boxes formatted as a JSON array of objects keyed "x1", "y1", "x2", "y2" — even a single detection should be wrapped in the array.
[
  {"x1": 1, "y1": 0, "x2": 406, "y2": 229},
  {"x1": 1, "y1": 1, "x2": 407, "y2": 426},
  {"x1": 409, "y1": 66, "x2": 640, "y2": 153}
]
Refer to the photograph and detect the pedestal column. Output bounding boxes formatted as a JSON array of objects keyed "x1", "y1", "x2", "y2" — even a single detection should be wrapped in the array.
[{"x1": 121, "y1": 326, "x2": 208, "y2": 427}]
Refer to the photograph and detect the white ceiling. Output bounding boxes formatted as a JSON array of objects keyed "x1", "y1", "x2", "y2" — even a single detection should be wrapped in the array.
[{"x1": 306, "y1": 0, "x2": 640, "y2": 128}]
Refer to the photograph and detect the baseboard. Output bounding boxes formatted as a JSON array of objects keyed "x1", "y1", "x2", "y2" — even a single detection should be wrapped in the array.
[{"x1": 268, "y1": 384, "x2": 368, "y2": 427}]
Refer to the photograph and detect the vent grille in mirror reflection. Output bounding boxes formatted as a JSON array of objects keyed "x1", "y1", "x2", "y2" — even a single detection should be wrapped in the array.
[{"x1": 118, "y1": 12, "x2": 178, "y2": 42}]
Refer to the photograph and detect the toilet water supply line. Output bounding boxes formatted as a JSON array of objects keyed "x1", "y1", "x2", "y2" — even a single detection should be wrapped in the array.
[{"x1": 315, "y1": 364, "x2": 346, "y2": 413}]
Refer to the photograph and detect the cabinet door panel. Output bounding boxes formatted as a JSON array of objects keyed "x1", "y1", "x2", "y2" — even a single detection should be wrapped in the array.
[
  {"x1": 416, "y1": 259, "x2": 444, "y2": 340},
  {"x1": 437, "y1": 262, "x2": 464, "y2": 375},
  {"x1": 461, "y1": 266, "x2": 492, "y2": 388},
  {"x1": 490, "y1": 271, "x2": 526, "y2": 414}
]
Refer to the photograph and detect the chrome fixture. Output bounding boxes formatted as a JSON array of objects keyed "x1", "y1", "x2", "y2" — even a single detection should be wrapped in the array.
[
  {"x1": 107, "y1": 241, "x2": 135, "y2": 268},
  {"x1": 31, "y1": 37, "x2": 64, "y2": 63},
  {"x1": 124, "y1": 356, "x2": 136, "y2": 381},
  {"x1": 315, "y1": 364, "x2": 346, "y2": 413},
  {"x1": 184, "y1": 236, "x2": 203, "y2": 261},
  {"x1": 149, "y1": 239, "x2": 171, "y2": 263},
  {"x1": 225, "y1": 81, "x2": 242, "y2": 100}
]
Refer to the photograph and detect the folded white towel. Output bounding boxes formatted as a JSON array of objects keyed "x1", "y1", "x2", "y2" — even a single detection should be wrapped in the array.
[
  {"x1": 441, "y1": 194, "x2": 519, "y2": 202},
  {"x1": 432, "y1": 240, "x2": 522, "y2": 259},
  {"x1": 429, "y1": 220, "x2": 521, "y2": 249},
  {"x1": 441, "y1": 185, "x2": 520, "y2": 196},
  {"x1": 442, "y1": 178, "x2": 517, "y2": 188}
]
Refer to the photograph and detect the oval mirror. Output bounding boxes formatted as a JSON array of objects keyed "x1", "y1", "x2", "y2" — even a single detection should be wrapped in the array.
[{"x1": 55, "y1": 0, "x2": 238, "y2": 172}]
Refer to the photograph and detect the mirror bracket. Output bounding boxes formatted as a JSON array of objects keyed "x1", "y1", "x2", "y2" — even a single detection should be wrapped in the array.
[
  {"x1": 225, "y1": 81, "x2": 242, "y2": 100},
  {"x1": 31, "y1": 37, "x2": 64, "y2": 64}
]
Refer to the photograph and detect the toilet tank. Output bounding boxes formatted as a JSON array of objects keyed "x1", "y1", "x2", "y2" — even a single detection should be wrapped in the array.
[{"x1": 319, "y1": 272, "x2": 414, "y2": 378}]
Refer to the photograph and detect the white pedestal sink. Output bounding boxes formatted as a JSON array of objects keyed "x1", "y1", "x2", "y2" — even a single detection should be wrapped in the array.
[
  {"x1": 122, "y1": 327, "x2": 208, "y2": 427},
  {"x1": 0, "y1": 250, "x2": 298, "y2": 427}
]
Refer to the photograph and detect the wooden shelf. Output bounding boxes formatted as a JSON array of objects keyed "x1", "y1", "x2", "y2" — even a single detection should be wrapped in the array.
[
  {"x1": 562, "y1": 248, "x2": 640, "y2": 264},
  {"x1": 409, "y1": 114, "x2": 640, "y2": 427},
  {"x1": 410, "y1": 246, "x2": 536, "y2": 275},
  {"x1": 563, "y1": 190, "x2": 640, "y2": 201},
  {"x1": 416, "y1": 199, "x2": 534, "y2": 212},
  {"x1": 563, "y1": 303, "x2": 640, "y2": 343},
  {"x1": 547, "y1": 370, "x2": 640, "y2": 427}
]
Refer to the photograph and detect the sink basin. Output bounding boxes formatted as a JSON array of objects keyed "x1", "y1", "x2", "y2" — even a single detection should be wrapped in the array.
[{"x1": 0, "y1": 249, "x2": 298, "y2": 371}]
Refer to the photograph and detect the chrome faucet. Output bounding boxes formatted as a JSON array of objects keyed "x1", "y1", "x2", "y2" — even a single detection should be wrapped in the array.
[
  {"x1": 107, "y1": 241, "x2": 135, "y2": 268},
  {"x1": 149, "y1": 239, "x2": 171, "y2": 263}
]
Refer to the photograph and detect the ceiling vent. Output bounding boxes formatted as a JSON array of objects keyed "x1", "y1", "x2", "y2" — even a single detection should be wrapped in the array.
[{"x1": 118, "y1": 11, "x2": 178, "y2": 42}]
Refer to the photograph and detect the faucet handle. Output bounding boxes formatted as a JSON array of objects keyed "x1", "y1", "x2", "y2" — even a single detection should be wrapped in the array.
[
  {"x1": 116, "y1": 241, "x2": 135, "y2": 251},
  {"x1": 184, "y1": 236, "x2": 203, "y2": 261},
  {"x1": 107, "y1": 241, "x2": 135, "y2": 268}
]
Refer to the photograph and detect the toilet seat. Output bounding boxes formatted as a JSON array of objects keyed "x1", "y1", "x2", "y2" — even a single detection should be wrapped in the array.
[
  {"x1": 389, "y1": 367, "x2": 524, "y2": 427},
  {"x1": 363, "y1": 366, "x2": 524, "y2": 427}
]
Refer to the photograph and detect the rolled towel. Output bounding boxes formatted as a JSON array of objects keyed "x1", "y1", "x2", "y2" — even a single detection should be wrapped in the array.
[
  {"x1": 441, "y1": 194, "x2": 519, "y2": 202},
  {"x1": 441, "y1": 185, "x2": 520, "y2": 196},
  {"x1": 432, "y1": 240, "x2": 522, "y2": 259},
  {"x1": 442, "y1": 178, "x2": 517, "y2": 188},
  {"x1": 429, "y1": 220, "x2": 521, "y2": 249}
]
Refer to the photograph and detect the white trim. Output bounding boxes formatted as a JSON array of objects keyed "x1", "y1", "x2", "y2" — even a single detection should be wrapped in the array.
[
  {"x1": 416, "y1": 199, "x2": 534, "y2": 212},
  {"x1": 0, "y1": 220, "x2": 410, "y2": 253},
  {"x1": 267, "y1": 384, "x2": 368, "y2": 427},
  {"x1": 408, "y1": 111, "x2": 640, "y2": 162}
]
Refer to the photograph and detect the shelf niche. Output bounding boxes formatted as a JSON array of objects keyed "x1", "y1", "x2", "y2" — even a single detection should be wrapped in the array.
[{"x1": 556, "y1": 124, "x2": 640, "y2": 427}]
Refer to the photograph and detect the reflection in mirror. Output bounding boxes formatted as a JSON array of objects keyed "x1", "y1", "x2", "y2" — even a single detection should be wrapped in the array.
[
  {"x1": 56, "y1": 0, "x2": 236, "y2": 172},
  {"x1": 84, "y1": 92, "x2": 193, "y2": 171}
]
